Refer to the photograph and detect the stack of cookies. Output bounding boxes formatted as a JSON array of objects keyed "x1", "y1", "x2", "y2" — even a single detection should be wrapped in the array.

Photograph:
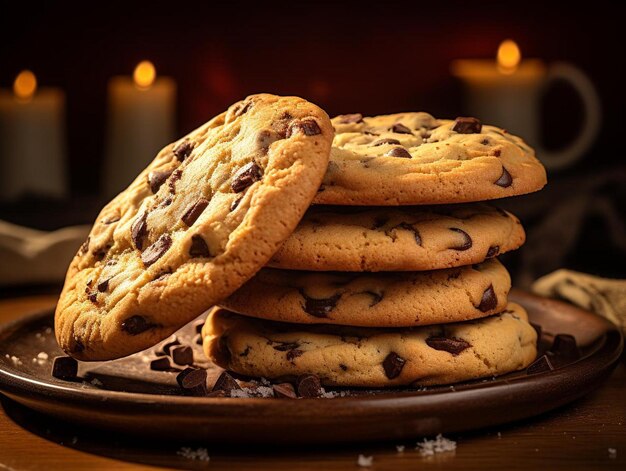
[{"x1": 202, "y1": 112, "x2": 547, "y2": 389}]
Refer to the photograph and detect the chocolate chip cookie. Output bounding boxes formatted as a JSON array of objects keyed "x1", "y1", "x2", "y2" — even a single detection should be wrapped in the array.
[
  {"x1": 270, "y1": 203, "x2": 524, "y2": 271},
  {"x1": 202, "y1": 303, "x2": 537, "y2": 387},
  {"x1": 222, "y1": 259, "x2": 510, "y2": 327},
  {"x1": 55, "y1": 94, "x2": 333, "y2": 360},
  {"x1": 314, "y1": 113, "x2": 547, "y2": 205}
]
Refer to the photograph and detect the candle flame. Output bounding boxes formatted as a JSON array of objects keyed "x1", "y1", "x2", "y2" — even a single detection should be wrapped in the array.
[
  {"x1": 497, "y1": 40, "x2": 521, "y2": 74},
  {"x1": 13, "y1": 70, "x2": 37, "y2": 101},
  {"x1": 134, "y1": 61, "x2": 156, "y2": 89}
]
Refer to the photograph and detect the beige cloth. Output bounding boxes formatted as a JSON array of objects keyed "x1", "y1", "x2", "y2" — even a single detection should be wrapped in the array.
[{"x1": 532, "y1": 269, "x2": 626, "y2": 334}]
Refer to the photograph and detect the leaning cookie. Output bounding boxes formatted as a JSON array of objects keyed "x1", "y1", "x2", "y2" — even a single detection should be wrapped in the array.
[
  {"x1": 55, "y1": 94, "x2": 333, "y2": 360},
  {"x1": 222, "y1": 259, "x2": 510, "y2": 327},
  {"x1": 202, "y1": 303, "x2": 537, "y2": 387},
  {"x1": 314, "y1": 112, "x2": 547, "y2": 205},
  {"x1": 270, "y1": 203, "x2": 524, "y2": 271}
]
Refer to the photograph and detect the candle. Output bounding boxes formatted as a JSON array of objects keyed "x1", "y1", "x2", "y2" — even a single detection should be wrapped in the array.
[
  {"x1": 0, "y1": 70, "x2": 67, "y2": 201},
  {"x1": 451, "y1": 40, "x2": 601, "y2": 170},
  {"x1": 104, "y1": 61, "x2": 176, "y2": 196}
]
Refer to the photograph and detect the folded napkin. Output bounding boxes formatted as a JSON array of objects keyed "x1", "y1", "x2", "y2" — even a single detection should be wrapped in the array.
[
  {"x1": 533, "y1": 269, "x2": 626, "y2": 334},
  {"x1": 0, "y1": 220, "x2": 90, "y2": 286}
]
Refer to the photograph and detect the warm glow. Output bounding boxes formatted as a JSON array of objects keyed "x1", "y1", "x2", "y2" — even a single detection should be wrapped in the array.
[
  {"x1": 133, "y1": 61, "x2": 156, "y2": 89},
  {"x1": 497, "y1": 40, "x2": 521, "y2": 74},
  {"x1": 13, "y1": 70, "x2": 37, "y2": 100}
]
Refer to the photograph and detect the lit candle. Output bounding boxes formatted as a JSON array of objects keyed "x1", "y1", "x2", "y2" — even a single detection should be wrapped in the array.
[
  {"x1": 451, "y1": 40, "x2": 601, "y2": 170},
  {"x1": 0, "y1": 70, "x2": 67, "y2": 200},
  {"x1": 104, "y1": 61, "x2": 176, "y2": 196}
]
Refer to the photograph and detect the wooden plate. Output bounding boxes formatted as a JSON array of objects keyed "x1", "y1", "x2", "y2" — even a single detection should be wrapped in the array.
[{"x1": 0, "y1": 290, "x2": 622, "y2": 444}]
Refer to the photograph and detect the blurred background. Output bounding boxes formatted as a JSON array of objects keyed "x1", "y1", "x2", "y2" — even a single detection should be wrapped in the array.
[{"x1": 0, "y1": 0, "x2": 624, "y2": 293}]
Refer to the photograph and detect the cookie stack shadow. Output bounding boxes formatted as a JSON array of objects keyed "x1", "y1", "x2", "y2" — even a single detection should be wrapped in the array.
[{"x1": 202, "y1": 113, "x2": 547, "y2": 392}]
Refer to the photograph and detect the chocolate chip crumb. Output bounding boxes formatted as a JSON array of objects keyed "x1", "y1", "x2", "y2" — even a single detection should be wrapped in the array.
[
  {"x1": 452, "y1": 117, "x2": 482, "y2": 134},
  {"x1": 212, "y1": 371, "x2": 241, "y2": 394},
  {"x1": 231, "y1": 162, "x2": 263, "y2": 193},
  {"x1": 477, "y1": 285, "x2": 497, "y2": 312},
  {"x1": 494, "y1": 167, "x2": 513, "y2": 187},
  {"x1": 426, "y1": 337, "x2": 471, "y2": 355},
  {"x1": 141, "y1": 234, "x2": 172, "y2": 267},
  {"x1": 273, "y1": 382, "x2": 297, "y2": 398},
  {"x1": 52, "y1": 356, "x2": 78, "y2": 381},
  {"x1": 181, "y1": 198, "x2": 209, "y2": 226},
  {"x1": 383, "y1": 352, "x2": 406, "y2": 379},
  {"x1": 297, "y1": 374, "x2": 323, "y2": 397}
]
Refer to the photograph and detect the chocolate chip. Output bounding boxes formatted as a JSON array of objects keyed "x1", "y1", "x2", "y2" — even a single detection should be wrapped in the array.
[
  {"x1": 493, "y1": 149, "x2": 502, "y2": 157},
  {"x1": 447, "y1": 270, "x2": 462, "y2": 281},
  {"x1": 287, "y1": 119, "x2": 322, "y2": 137},
  {"x1": 181, "y1": 198, "x2": 209, "y2": 226},
  {"x1": 388, "y1": 223, "x2": 422, "y2": 246},
  {"x1": 173, "y1": 140, "x2": 194, "y2": 162},
  {"x1": 272, "y1": 342, "x2": 300, "y2": 352},
  {"x1": 426, "y1": 337, "x2": 471, "y2": 355},
  {"x1": 121, "y1": 315, "x2": 156, "y2": 335},
  {"x1": 168, "y1": 169, "x2": 183, "y2": 194},
  {"x1": 297, "y1": 374, "x2": 323, "y2": 397},
  {"x1": 150, "y1": 357, "x2": 171, "y2": 371},
  {"x1": 299, "y1": 290, "x2": 341, "y2": 318},
  {"x1": 448, "y1": 227, "x2": 472, "y2": 251},
  {"x1": 148, "y1": 169, "x2": 173, "y2": 193},
  {"x1": 171, "y1": 346, "x2": 194, "y2": 366},
  {"x1": 363, "y1": 291, "x2": 383, "y2": 307},
  {"x1": 141, "y1": 234, "x2": 172, "y2": 267},
  {"x1": 79, "y1": 237, "x2": 90, "y2": 255},
  {"x1": 51, "y1": 356, "x2": 78, "y2": 381},
  {"x1": 87, "y1": 292, "x2": 97, "y2": 303},
  {"x1": 486, "y1": 245, "x2": 500, "y2": 258},
  {"x1": 337, "y1": 113, "x2": 363, "y2": 124},
  {"x1": 212, "y1": 371, "x2": 241, "y2": 394},
  {"x1": 131, "y1": 213, "x2": 148, "y2": 250},
  {"x1": 494, "y1": 167, "x2": 513, "y2": 187},
  {"x1": 339, "y1": 364, "x2": 348, "y2": 371},
  {"x1": 481, "y1": 138, "x2": 490, "y2": 145},
  {"x1": 239, "y1": 346, "x2": 251, "y2": 357},
  {"x1": 477, "y1": 285, "x2": 497, "y2": 312},
  {"x1": 97, "y1": 277, "x2": 110, "y2": 293},
  {"x1": 189, "y1": 234, "x2": 211, "y2": 258},
  {"x1": 549, "y1": 334, "x2": 580, "y2": 361},
  {"x1": 382, "y1": 352, "x2": 406, "y2": 379},
  {"x1": 230, "y1": 195, "x2": 243, "y2": 211},
  {"x1": 231, "y1": 162, "x2": 263, "y2": 193},
  {"x1": 391, "y1": 123, "x2": 412, "y2": 134},
  {"x1": 452, "y1": 117, "x2": 482, "y2": 134},
  {"x1": 526, "y1": 355, "x2": 554, "y2": 375},
  {"x1": 177, "y1": 368, "x2": 208, "y2": 396},
  {"x1": 234, "y1": 101, "x2": 253, "y2": 117},
  {"x1": 372, "y1": 138, "x2": 401, "y2": 146},
  {"x1": 286, "y1": 349, "x2": 304, "y2": 362},
  {"x1": 273, "y1": 382, "x2": 297, "y2": 398},
  {"x1": 194, "y1": 321, "x2": 204, "y2": 334},
  {"x1": 92, "y1": 244, "x2": 111, "y2": 261},
  {"x1": 385, "y1": 147, "x2": 412, "y2": 158}
]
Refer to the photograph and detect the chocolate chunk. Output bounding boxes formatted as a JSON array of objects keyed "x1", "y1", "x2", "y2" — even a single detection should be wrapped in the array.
[
  {"x1": 382, "y1": 352, "x2": 406, "y2": 379},
  {"x1": 299, "y1": 290, "x2": 341, "y2": 317},
  {"x1": 372, "y1": 138, "x2": 401, "y2": 146},
  {"x1": 177, "y1": 368, "x2": 208, "y2": 396},
  {"x1": 549, "y1": 334, "x2": 580, "y2": 361},
  {"x1": 230, "y1": 195, "x2": 244, "y2": 211},
  {"x1": 287, "y1": 119, "x2": 322, "y2": 137},
  {"x1": 189, "y1": 234, "x2": 211, "y2": 258},
  {"x1": 131, "y1": 213, "x2": 148, "y2": 250},
  {"x1": 231, "y1": 162, "x2": 263, "y2": 193},
  {"x1": 391, "y1": 123, "x2": 412, "y2": 134},
  {"x1": 150, "y1": 357, "x2": 171, "y2": 371},
  {"x1": 494, "y1": 167, "x2": 513, "y2": 187},
  {"x1": 181, "y1": 198, "x2": 209, "y2": 226},
  {"x1": 452, "y1": 117, "x2": 482, "y2": 134},
  {"x1": 121, "y1": 315, "x2": 156, "y2": 335},
  {"x1": 51, "y1": 356, "x2": 78, "y2": 381},
  {"x1": 286, "y1": 349, "x2": 304, "y2": 362},
  {"x1": 426, "y1": 337, "x2": 471, "y2": 355},
  {"x1": 79, "y1": 237, "x2": 90, "y2": 255},
  {"x1": 297, "y1": 374, "x2": 323, "y2": 397},
  {"x1": 273, "y1": 382, "x2": 297, "y2": 398},
  {"x1": 148, "y1": 169, "x2": 173, "y2": 193},
  {"x1": 448, "y1": 227, "x2": 472, "y2": 251},
  {"x1": 97, "y1": 277, "x2": 110, "y2": 293},
  {"x1": 337, "y1": 113, "x2": 363, "y2": 124},
  {"x1": 477, "y1": 284, "x2": 497, "y2": 312},
  {"x1": 194, "y1": 321, "x2": 204, "y2": 334},
  {"x1": 173, "y1": 140, "x2": 194, "y2": 162},
  {"x1": 212, "y1": 371, "x2": 241, "y2": 394},
  {"x1": 486, "y1": 245, "x2": 500, "y2": 258},
  {"x1": 526, "y1": 355, "x2": 554, "y2": 375},
  {"x1": 141, "y1": 234, "x2": 172, "y2": 267},
  {"x1": 160, "y1": 336, "x2": 180, "y2": 355},
  {"x1": 385, "y1": 147, "x2": 412, "y2": 158},
  {"x1": 171, "y1": 346, "x2": 194, "y2": 366}
]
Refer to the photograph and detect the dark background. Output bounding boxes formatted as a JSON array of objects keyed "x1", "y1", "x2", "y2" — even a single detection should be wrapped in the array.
[{"x1": 0, "y1": 0, "x2": 625, "y2": 281}]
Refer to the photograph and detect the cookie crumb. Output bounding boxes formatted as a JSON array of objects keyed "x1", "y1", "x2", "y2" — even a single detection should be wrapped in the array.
[
  {"x1": 396, "y1": 445, "x2": 405, "y2": 453},
  {"x1": 230, "y1": 385, "x2": 274, "y2": 398},
  {"x1": 416, "y1": 434, "x2": 457, "y2": 456},
  {"x1": 177, "y1": 447, "x2": 210, "y2": 462},
  {"x1": 6, "y1": 354, "x2": 22, "y2": 366},
  {"x1": 608, "y1": 448, "x2": 617, "y2": 459},
  {"x1": 357, "y1": 454, "x2": 373, "y2": 467},
  {"x1": 90, "y1": 378, "x2": 103, "y2": 387}
]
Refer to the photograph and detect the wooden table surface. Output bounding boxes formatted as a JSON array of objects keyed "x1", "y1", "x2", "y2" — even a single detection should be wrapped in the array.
[{"x1": 0, "y1": 294, "x2": 624, "y2": 471}]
